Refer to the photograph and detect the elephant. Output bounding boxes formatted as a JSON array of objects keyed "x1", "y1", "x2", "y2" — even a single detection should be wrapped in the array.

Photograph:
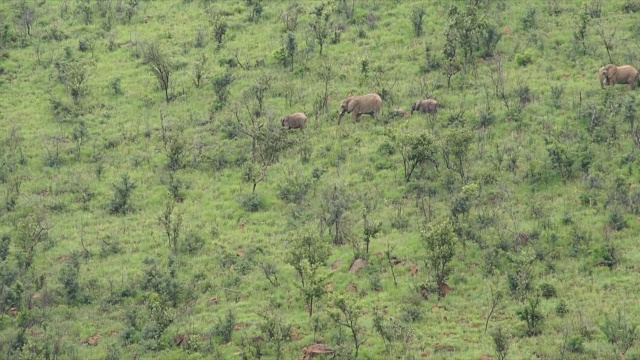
[
  {"x1": 281, "y1": 112, "x2": 308, "y2": 129},
  {"x1": 338, "y1": 93, "x2": 382, "y2": 124},
  {"x1": 411, "y1": 98, "x2": 439, "y2": 115},
  {"x1": 599, "y1": 64, "x2": 640, "y2": 90}
]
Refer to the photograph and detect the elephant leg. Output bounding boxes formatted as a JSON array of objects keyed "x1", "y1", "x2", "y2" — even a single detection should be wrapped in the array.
[{"x1": 352, "y1": 112, "x2": 359, "y2": 123}]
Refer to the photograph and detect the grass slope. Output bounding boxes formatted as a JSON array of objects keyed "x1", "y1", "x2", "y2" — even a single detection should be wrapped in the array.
[{"x1": 1, "y1": 0, "x2": 640, "y2": 359}]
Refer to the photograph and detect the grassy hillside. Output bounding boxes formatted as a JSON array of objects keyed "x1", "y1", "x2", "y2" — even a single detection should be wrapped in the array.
[{"x1": 2, "y1": 0, "x2": 640, "y2": 359}]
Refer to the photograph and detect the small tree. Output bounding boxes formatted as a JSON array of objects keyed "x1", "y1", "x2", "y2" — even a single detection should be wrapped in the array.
[
  {"x1": 516, "y1": 293, "x2": 544, "y2": 336},
  {"x1": 211, "y1": 16, "x2": 228, "y2": 48},
  {"x1": 442, "y1": 128, "x2": 474, "y2": 183},
  {"x1": 285, "y1": 32, "x2": 297, "y2": 70},
  {"x1": 411, "y1": 7, "x2": 425, "y2": 37},
  {"x1": 320, "y1": 183, "x2": 352, "y2": 245},
  {"x1": 158, "y1": 200, "x2": 182, "y2": 254},
  {"x1": 213, "y1": 71, "x2": 234, "y2": 107},
  {"x1": 15, "y1": 1, "x2": 35, "y2": 37},
  {"x1": 310, "y1": 3, "x2": 330, "y2": 55},
  {"x1": 544, "y1": 136, "x2": 575, "y2": 184},
  {"x1": 422, "y1": 220, "x2": 457, "y2": 297},
  {"x1": 287, "y1": 230, "x2": 332, "y2": 316},
  {"x1": 600, "y1": 309, "x2": 638, "y2": 358},
  {"x1": 491, "y1": 327, "x2": 511, "y2": 360},
  {"x1": 390, "y1": 130, "x2": 439, "y2": 182},
  {"x1": 258, "y1": 308, "x2": 292, "y2": 359},
  {"x1": 109, "y1": 173, "x2": 136, "y2": 215},
  {"x1": 329, "y1": 293, "x2": 366, "y2": 359},
  {"x1": 143, "y1": 42, "x2": 174, "y2": 103},
  {"x1": 192, "y1": 54, "x2": 207, "y2": 89}
]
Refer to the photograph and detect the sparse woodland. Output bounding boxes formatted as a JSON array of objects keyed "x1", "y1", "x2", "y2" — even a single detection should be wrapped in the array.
[{"x1": 2, "y1": 0, "x2": 640, "y2": 359}]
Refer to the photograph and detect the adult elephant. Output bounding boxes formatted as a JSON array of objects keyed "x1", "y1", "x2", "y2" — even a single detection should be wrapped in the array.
[
  {"x1": 599, "y1": 64, "x2": 640, "y2": 90},
  {"x1": 411, "y1": 98, "x2": 439, "y2": 115},
  {"x1": 338, "y1": 93, "x2": 382, "y2": 124}
]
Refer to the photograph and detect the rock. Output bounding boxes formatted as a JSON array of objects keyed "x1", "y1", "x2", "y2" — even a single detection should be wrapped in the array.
[
  {"x1": 349, "y1": 258, "x2": 367, "y2": 273},
  {"x1": 346, "y1": 283, "x2": 358, "y2": 292},
  {"x1": 302, "y1": 343, "x2": 335, "y2": 359},
  {"x1": 331, "y1": 260, "x2": 342, "y2": 270}
]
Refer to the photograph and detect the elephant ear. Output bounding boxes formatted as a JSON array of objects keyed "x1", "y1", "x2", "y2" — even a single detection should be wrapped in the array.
[{"x1": 346, "y1": 97, "x2": 358, "y2": 112}]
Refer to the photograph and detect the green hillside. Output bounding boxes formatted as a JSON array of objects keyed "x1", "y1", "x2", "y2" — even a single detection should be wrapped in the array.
[{"x1": 2, "y1": 0, "x2": 640, "y2": 359}]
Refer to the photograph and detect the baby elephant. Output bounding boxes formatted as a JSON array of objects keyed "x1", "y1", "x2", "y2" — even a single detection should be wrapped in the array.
[
  {"x1": 411, "y1": 99, "x2": 439, "y2": 115},
  {"x1": 281, "y1": 112, "x2": 308, "y2": 129}
]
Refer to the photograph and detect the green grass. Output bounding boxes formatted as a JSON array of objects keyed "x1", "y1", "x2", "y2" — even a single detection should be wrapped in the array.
[{"x1": 2, "y1": 0, "x2": 640, "y2": 359}]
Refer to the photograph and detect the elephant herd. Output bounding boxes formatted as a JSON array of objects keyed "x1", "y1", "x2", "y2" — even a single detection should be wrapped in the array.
[
  {"x1": 280, "y1": 63, "x2": 639, "y2": 130},
  {"x1": 280, "y1": 93, "x2": 439, "y2": 130}
]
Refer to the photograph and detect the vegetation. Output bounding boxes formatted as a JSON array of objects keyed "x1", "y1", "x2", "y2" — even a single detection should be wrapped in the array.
[{"x1": 1, "y1": 0, "x2": 640, "y2": 358}]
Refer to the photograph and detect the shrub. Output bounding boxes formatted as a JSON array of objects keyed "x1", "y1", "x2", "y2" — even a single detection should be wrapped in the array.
[
  {"x1": 411, "y1": 7, "x2": 425, "y2": 37},
  {"x1": 109, "y1": 174, "x2": 136, "y2": 215},
  {"x1": 622, "y1": 0, "x2": 640, "y2": 13},
  {"x1": 239, "y1": 192, "x2": 264, "y2": 212},
  {"x1": 608, "y1": 210, "x2": 628, "y2": 231},
  {"x1": 565, "y1": 335, "x2": 584, "y2": 353},
  {"x1": 516, "y1": 294, "x2": 544, "y2": 336},
  {"x1": 492, "y1": 327, "x2": 511, "y2": 360},
  {"x1": 184, "y1": 231, "x2": 205, "y2": 254},
  {"x1": 555, "y1": 300, "x2": 569, "y2": 317},
  {"x1": 521, "y1": 8, "x2": 537, "y2": 31},
  {"x1": 539, "y1": 283, "x2": 557, "y2": 299},
  {"x1": 213, "y1": 309, "x2": 237, "y2": 344},
  {"x1": 515, "y1": 49, "x2": 534, "y2": 67}
]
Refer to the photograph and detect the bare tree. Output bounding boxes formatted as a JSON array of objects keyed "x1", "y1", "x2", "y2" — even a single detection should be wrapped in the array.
[
  {"x1": 594, "y1": 21, "x2": 616, "y2": 64},
  {"x1": 15, "y1": 1, "x2": 35, "y2": 37},
  {"x1": 488, "y1": 55, "x2": 510, "y2": 111}
]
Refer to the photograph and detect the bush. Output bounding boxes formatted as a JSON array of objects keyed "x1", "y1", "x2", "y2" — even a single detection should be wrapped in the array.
[
  {"x1": 515, "y1": 49, "x2": 534, "y2": 67},
  {"x1": 623, "y1": 0, "x2": 640, "y2": 13},
  {"x1": 516, "y1": 294, "x2": 544, "y2": 336},
  {"x1": 608, "y1": 210, "x2": 628, "y2": 231},
  {"x1": 564, "y1": 335, "x2": 585, "y2": 353},
  {"x1": 277, "y1": 171, "x2": 311, "y2": 205},
  {"x1": 555, "y1": 299, "x2": 569, "y2": 317},
  {"x1": 184, "y1": 231, "x2": 205, "y2": 254},
  {"x1": 109, "y1": 174, "x2": 136, "y2": 215},
  {"x1": 239, "y1": 192, "x2": 264, "y2": 212},
  {"x1": 213, "y1": 309, "x2": 236, "y2": 344},
  {"x1": 539, "y1": 283, "x2": 557, "y2": 299}
]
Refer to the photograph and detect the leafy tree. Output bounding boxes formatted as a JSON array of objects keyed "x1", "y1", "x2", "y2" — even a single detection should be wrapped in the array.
[
  {"x1": 158, "y1": 200, "x2": 182, "y2": 254},
  {"x1": 320, "y1": 183, "x2": 352, "y2": 245},
  {"x1": 516, "y1": 293, "x2": 544, "y2": 336},
  {"x1": 388, "y1": 129, "x2": 439, "y2": 182},
  {"x1": 258, "y1": 308, "x2": 292, "y2": 359},
  {"x1": 411, "y1": 7, "x2": 425, "y2": 37},
  {"x1": 600, "y1": 309, "x2": 638, "y2": 358},
  {"x1": 15, "y1": 205, "x2": 51, "y2": 270},
  {"x1": 310, "y1": 3, "x2": 330, "y2": 55},
  {"x1": 55, "y1": 59, "x2": 91, "y2": 103},
  {"x1": 246, "y1": 0, "x2": 263, "y2": 22},
  {"x1": 491, "y1": 327, "x2": 511, "y2": 360},
  {"x1": 58, "y1": 252, "x2": 81, "y2": 304},
  {"x1": 442, "y1": 128, "x2": 474, "y2": 183},
  {"x1": 213, "y1": 71, "x2": 234, "y2": 107},
  {"x1": 422, "y1": 220, "x2": 457, "y2": 297},
  {"x1": 329, "y1": 293, "x2": 366, "y2": 359},
  {"x1": 287, "y1": 230, "x2": 332, "y2": 316},
  {"x1": 109, "y1": 173, "x2": 136, "y2": 215},
  {"x1": 143, "y1": 43, "x2": 174, "y2": 103},
  {"x1": 285, "y1": 31, "x2": 297, "y2": 70},
  {"x1": 544, "y1": 137, "x2": 575, "y2": 184},
  {"x1": 14, "y1": 1, "x2": 35, "y2": 37}
]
